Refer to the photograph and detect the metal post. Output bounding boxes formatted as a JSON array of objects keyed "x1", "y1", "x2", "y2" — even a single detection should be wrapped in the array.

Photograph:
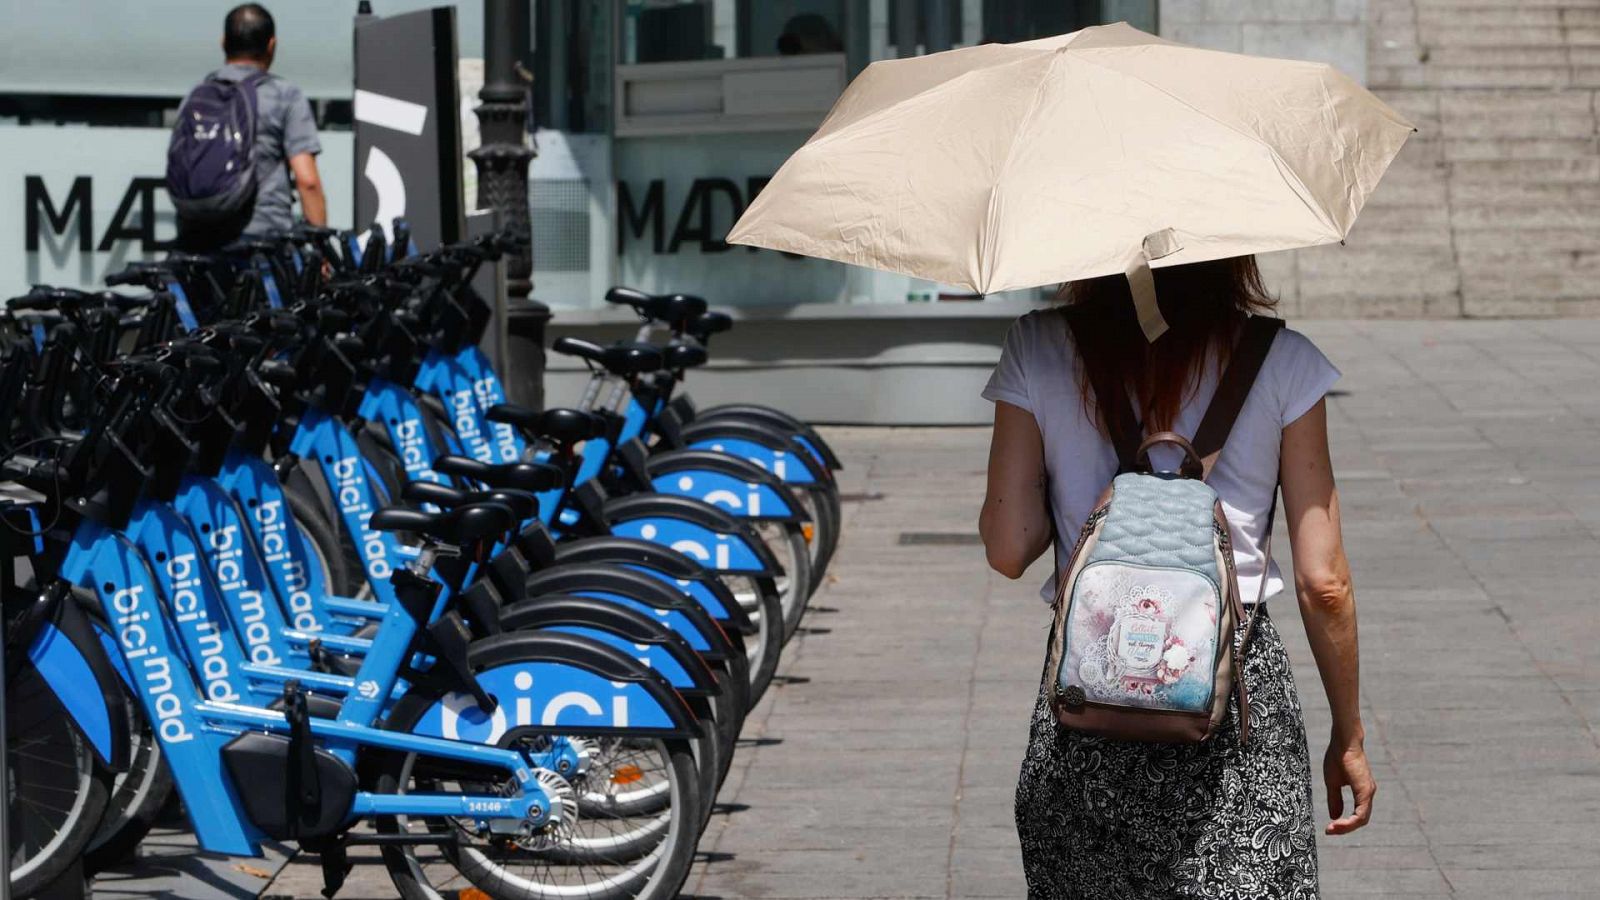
[
  {"x1": 1, "y1": 591, "x2": 8, "y2": 900},
  {"x1": 924, "y1": 0, "x2": 952, "y2": 52},
  {"x1": 473, "y1": 0, "x2": 549, "y2": 409},
  {"x1": 893, "y1": 0, "x2": 919, "y2": 57}
]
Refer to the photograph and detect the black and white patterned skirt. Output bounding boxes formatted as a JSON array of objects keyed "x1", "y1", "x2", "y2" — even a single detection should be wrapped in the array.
[{"x1": 1015, "y1": 608, "x2": 1319, "y2": 899}]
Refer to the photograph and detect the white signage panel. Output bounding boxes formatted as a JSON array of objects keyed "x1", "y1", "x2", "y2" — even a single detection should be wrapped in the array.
[{"x1": 2, "y1": 126, "x2": 352, "y2": 293}]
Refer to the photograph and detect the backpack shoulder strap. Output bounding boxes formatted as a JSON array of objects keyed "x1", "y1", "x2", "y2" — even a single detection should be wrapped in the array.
[
  {"x1": 1062, "y1": 306, "x2": 1141, "y2": 472},
  {"x1": 1191, "y1": 315, "x2": 1285, "y2": 479}
]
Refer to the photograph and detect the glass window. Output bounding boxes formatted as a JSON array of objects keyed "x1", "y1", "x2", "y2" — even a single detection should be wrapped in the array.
[{"x1": 619, "y1": 1, "x2": 850, "y2": 64}]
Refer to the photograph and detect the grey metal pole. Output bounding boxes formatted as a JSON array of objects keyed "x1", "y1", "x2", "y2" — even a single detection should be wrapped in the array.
[
  {"x1": 473, "y1": 0, "x2": 548, "y2": 409},
  {"x1": 893, "y1": 0, "x2": 919, "y2": 57},
  {"x1": 924, "y1": 0, "x2": 952, "y2": 52},
  {"x1": 472, "y1": 0, "x2": 536, "y2": 300},
  {"x1": 1, "y1": 600, "x2": 9, "y2": 900}
]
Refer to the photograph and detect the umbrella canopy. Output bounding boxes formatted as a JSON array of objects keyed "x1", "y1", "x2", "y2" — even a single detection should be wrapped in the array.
[{"x1": 727, "y1": 22, "x2": 1415, "y2": 329}]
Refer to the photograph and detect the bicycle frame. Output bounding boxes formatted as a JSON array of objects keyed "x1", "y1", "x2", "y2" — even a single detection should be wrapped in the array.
[{"x1": 58, "y1": 517, "x2": 600, "y2": 858}]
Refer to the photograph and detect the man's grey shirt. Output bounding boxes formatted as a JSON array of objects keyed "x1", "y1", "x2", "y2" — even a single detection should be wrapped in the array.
[{"x1": 198, "y1": 63, "x2": 321, "y2": 235}]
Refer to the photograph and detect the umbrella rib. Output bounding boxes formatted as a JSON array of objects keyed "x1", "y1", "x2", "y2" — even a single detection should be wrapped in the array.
[
  {"x1": 977, "y1": 53, "x2": 1063, "y2": 294},
  {"x1": 1063, "y1": 49, "x2": 1344, "y2": 241}
]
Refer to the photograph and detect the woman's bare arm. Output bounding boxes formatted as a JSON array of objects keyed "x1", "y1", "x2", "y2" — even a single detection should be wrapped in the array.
[
  {"x1": 979, "y1": 401, "x2": 1053, "y2": 579},
  {"x1": 1280, "y1": 398, "x2": 1373, "y2": 835}
]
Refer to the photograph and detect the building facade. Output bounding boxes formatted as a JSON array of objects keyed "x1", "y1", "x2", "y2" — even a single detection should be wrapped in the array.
[{"x1": 4, "y1": 2, "x2": 1590, "y2": 421}]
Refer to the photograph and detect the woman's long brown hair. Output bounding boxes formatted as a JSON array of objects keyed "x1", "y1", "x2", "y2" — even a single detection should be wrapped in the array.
[{"x1": 1059, "y1": 255, "x2": 1277, "y2": 438}]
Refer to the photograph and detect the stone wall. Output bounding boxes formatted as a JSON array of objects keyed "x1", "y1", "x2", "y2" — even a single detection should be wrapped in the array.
[
  {"x1": 1163, "y1": 0, "x2": 1600, "y2": 317},
  {"x1": 1161, "y1": 0, "x2": 1367, "y2": 79}
]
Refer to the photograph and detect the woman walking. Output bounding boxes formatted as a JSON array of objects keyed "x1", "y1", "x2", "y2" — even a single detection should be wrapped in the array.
[{"x1": 978, "y1": 258, "x2": 1373, "y2": 898}]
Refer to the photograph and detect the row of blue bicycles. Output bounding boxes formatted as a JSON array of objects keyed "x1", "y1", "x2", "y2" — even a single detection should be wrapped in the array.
[{"x1": 2, "y1": 221, "x2": 842, "y2": 898}]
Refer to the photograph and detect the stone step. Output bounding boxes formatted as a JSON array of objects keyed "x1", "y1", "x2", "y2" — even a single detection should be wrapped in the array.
[
  {"x1": 1372, "y1": 86, "x2": 1441, "y2": 120},
  {"x1": 1416, "y1": 7, "x2": 1562, "y2": 27},
  {"x1": 1342, "y1": 218, "x2": 1456, "y2": 252},
  {"x1": 1454, "y1": 226, "x2": 1600, "y2": 257},
  {"x1": 1371, "y1": 22, "x2": 1421, "y2": 50},
  {"x1": 1369, "y1": 42, "x2": 1424, "y2": 69},
  {"x1": 1418, "y1": 26, "x2": 1566, "y2": 48},
  {"x1": 1372, "y1": 4, "x2": 1418, "y2": 25},
  {"x1": 1438, "y1": 90, "x2": 1597, "y2": 138},
  {"x1": 1368, "y1": 167, "x2": 1449, "y2": 207},
  {"x1": 1461, "y1": 270, "x2": 1596, "y2": 313},
  {"x1": 1294, "y1": 248, "x2": 1463, "y2": 314},
  {"x1": 1444, "y1": 136, "x2": 1599, "y2": 161},
  {"x1": 1447, "y1": 157, "x2": 1600, "y2": 184},
  {"x1": 1421, "y1": 46, "x2": 1570, "y2": 67},
  {"x1": 1384, "y1": 136, "x2": 1445, "y2": 169},
  {"x1": 1453, "y1": 204, "x2": 1600, "y2": 230},
  {"x1": 1298, "y1": 245, "x2": 1458, "y2": 279},
  {"x1": 1565, "y1": 8, "x2": 1600, "y2": 26},
  {"x1": 1353, "y1": 201, "x2": 1455, "y2": 232},
  {"x1": 1566, "y1": 45, "x2": 1600, "y2": 64},
  {"x1": 1451, "y1": 180, "x2": 1600, "y2": 205},
  {"x1": 1415, "y1": 0, "x2": 1600, "y2": 9},
  {"x1": 1373, "y1": 65, "x2": 1572, "y2": 89}
]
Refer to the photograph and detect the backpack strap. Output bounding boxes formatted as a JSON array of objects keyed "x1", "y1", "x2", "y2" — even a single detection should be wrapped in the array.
[
  {"x1": 1062, "y1": 307, "x2": 1141, "y2": 473},
  {"x1": 1233, "y1": 487, "x2": 1276, "y2": 747},
  {"x1": 1192, "y1": 315, "x2": 1285, "y2": 479},
  {"x1": 1191, "y1": 315, "x2": 1284, "y2": 746}
]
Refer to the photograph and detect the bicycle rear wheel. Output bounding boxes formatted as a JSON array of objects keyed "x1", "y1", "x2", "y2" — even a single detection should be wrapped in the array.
[
  {"x1": 375, "y1": 735, "x2": 701, "y2": 900},
  {"x1": 755, "y1": 521, "x2": 812, "y2": 642},
  {"x1": 7, "y1": 664, "x2": 110, "y2": 896}
]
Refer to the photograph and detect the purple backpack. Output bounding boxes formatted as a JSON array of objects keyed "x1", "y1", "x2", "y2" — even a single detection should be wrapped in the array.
[{"x1": 166, "y1": 70, "x2": 267, "y2": 224}]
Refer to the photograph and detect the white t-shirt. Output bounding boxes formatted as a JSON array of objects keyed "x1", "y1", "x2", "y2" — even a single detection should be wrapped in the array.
[{"x1": 982, "y1": 309, "x2": 1340, "y2": 605}]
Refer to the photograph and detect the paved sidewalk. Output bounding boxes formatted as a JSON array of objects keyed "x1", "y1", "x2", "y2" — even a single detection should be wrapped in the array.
[
  {"x1": 687, "y1": 319, "x2": 1600, "y2": 899},
  {"x1": 115, "y1": 319, "x2": 1600, "y2": 898}
]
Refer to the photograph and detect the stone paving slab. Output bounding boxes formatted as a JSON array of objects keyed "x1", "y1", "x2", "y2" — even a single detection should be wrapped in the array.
[{"x1": 99, "y1": 319, "x2": 1600, "y2": 898}]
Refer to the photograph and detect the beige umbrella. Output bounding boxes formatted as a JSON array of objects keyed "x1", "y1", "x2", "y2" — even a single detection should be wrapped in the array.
[{"x1": 726, "y1": 22, "x2": 1415, "y2": 340}]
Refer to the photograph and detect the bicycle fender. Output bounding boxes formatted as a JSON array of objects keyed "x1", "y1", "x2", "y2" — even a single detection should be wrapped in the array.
[
  {"x1": 25, "y1": 595, "x2": 131, "y2": 771},
  {"x1": 690, "y1": 402, "x2": 843, "y2": 470},
  {"x1": 526, "y1": 564, "x2": 736, "y2": 661},
  {"x1": 679, "y1": 419, "x2": 830, "y2": 485},
  {"x1": 644, "y1": 449, "x2": 806, "y2": 523},
  {"x1": 389, "y1": 631, "x2": 698, "y2": 741},
  {"x1": 551, "y1": 537, "x2": 752, "y2": 633},
  {"x1": 601, "y1": 495, "x2": 782, "y2": 576},
  {"x1": 498, "y1": 594, "x2": 719, "y2": 696}
]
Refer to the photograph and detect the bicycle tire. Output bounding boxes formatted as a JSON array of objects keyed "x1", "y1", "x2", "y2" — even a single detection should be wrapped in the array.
[
  {"x1": 82, "y1": 685, "x2": 174, "y2": 874},
  {"x1": 760, "y1": 521, "x2": 813, "y2": 642},
  {"x1": 283, "y1": 479, "x2": 361, "y2": 599},
  {"x1": 7, "y1": 664, "x2": 111, "y2": 897},
  {"x1": 372, "y1": 632, "x2": 704, "y2": 900},
  {"x1": 723, "y1": 574, "x2": 783, "y2": 706}
]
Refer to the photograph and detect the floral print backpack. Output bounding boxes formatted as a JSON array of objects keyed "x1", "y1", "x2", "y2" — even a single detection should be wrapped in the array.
[{"x1": 1046, "y1": 312, "x2": 1284, "y2": 744}]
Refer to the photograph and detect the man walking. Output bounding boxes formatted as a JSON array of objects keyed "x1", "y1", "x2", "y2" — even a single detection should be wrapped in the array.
[{"x1": 171, "y1": 3, "x2": 325, "y2": 250}]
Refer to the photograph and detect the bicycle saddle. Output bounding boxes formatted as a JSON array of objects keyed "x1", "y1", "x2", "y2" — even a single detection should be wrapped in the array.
[
  {"x1": 430, "y1": 455, "x2": 564, "y2": 492},
  {"x1": 9, "y1": 287, "x2": 94, "y2": 311},
  {"x1": 368, "y1": 501, "x2": 514, "y2": 545},
  {"x1": 663, "y1": 342, "x2": 708, "y2": 369},
  {"x1": 604, "y1": 287, "x2": 709, "y2": 324},
  {"x1": 401, "y1": 481, "x2": 539, "y2": 521},
  {"x1": 687, "y1": 311, "x2": 733, "y2": 342},
  {"x1": 484, "y1": 405, "x2": 607, "y2": 445},
  {"x1": 551, "y1": 337, "x2": 664, "y2": 376}
]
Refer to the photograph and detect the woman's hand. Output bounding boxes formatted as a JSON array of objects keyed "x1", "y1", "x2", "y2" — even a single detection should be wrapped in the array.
[
  {"x1": 1323, "y1": 737, "x2": 1375, "y2": 834},
  {"x1": 1282, "y1": 398, "x2": 1373, "y2": 834}
]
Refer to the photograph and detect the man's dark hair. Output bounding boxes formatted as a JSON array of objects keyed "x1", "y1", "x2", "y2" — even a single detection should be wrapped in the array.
[{"x1": 224, "y1": 4, "x2": 275, "y2": 59}]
